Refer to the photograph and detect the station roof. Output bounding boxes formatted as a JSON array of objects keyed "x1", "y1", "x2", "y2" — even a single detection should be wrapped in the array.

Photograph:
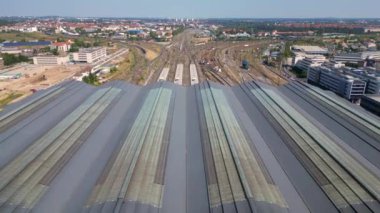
[{"x1": 0, "y1": 80, "x2": 379, "y2": 213}]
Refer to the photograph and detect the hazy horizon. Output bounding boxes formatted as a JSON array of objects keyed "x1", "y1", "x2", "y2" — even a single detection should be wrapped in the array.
[{"x1": 1, "y1": 0, "x2": 380, "y2": 19}]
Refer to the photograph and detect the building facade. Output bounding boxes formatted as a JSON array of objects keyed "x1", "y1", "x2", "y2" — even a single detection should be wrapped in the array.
[
  {"x1": 308, "y1": 66, "x2": 366, "y2": 101},
  {"x1": 334, "y1": 51, "x2": 380, "y2": 66},
  {"x1": 294, "y1": 55, "x2": 326, "y2": 72},
  {"x1": 72, "y1": 47, "x2": 107, "y2": 63},
  {"x1": 33, "y1": 56, "x2": 69, "y2": 65},
  {"x1": 52, "y1": 42, "x2": 71, "y2": 52}
]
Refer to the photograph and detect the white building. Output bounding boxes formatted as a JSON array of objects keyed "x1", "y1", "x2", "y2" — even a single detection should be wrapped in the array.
[
  {"x1": 72, "y1": 47, "x2": 107, "y2": 63},
  {"x1": 51, "y1": 42, "x2": 71, "y2": 52},
  {"x1": 307, "y1": 66, "x2": 367, "y2": 101},
  {"x1": 33, "y1": 56, "x2": 69, "y2": 65},
  {"x1": 333, "y1": 51, "x2": 380, "y2": 65},
  {"x1": 294, "y1": 55, "x2": 326, "y2": 72},
  {"x1": 364, "y1": 28, "x2": 380, "y2": 33},
  {"x1": 291, "y1": 45, "x2": 329, "y2": 55}
]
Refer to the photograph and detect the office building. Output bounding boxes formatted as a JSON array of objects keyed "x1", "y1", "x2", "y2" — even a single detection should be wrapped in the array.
[
  {"x1": 72, "y1": 47, "x2": 107, "y2": 63},
  {"x1": 294, "y1": 55, "x2": 326, "y2": 72},
  {"x1": 33, "y1": 55, "x2": 69, "y2": 65},
  {"x1": 341, "y1": 67, "x2": 380, "y2": 94},
  {"x1": 308, "y1": 66, "x2": 366, "y2": 100},
  {"x1": 334, "y1": 51, "x2": 380, "y2": 66}
]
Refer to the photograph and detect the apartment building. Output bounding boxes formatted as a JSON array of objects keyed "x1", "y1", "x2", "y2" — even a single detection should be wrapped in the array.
[{"x1": 72, "y1": 47, "x2": 107, "y2": 63}]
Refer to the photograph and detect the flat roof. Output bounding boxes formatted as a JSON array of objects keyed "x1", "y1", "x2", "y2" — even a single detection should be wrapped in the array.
[
  {"x1": 78, "y1": 47, "x2": 105, "y2": 53},
  {"x1": 1, "y1": 41, "x2": 51, "y2": 47},
  {"x1": 292, "y1": 45, "x2": 328, "y2": 52}
]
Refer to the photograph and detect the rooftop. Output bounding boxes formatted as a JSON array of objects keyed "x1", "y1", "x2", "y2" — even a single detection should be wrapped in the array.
[
  {"x1": 0, "y1": 80, "x2": 379, "y2": 213},
  {"x1": 292, "y1": 45, "x2": 328, "y2": 53},
  {"x1": 78, "y1": 47, "x2": 105, "y2": 53},
  {"x1": 1, "y1": 41, "x2": 51, "y2": 47}
]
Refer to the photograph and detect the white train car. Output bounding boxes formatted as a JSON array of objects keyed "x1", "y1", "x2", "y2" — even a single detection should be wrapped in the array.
[
  {"x1": 190, "y1": 64, "x2": 199, "y2": 85},
  {"x1": 158, "y1": 68, "x2": 170, "y2": 82},
  {"x1": 174, "y1": 64, "x2": 183, "y2": 85}
]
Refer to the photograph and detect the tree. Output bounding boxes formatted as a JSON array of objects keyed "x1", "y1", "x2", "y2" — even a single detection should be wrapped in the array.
[
  {"x1": 51, "y1": 48, "x2": 59, "y2": 56},
  {"x1": 56, "y1": 37, "x2": 65, "y2": 42},
  {"x1": 2, "y1": 53, "x2": 30, "y2": 66},
  {"x1": 40, "y1": 46, "x2": 51, "y2": 53},
  {"x1": 69, "y1": 46, "x2": 79, "y2": 52},
  {"x1": 82, "y1": 73, "x2": 99, "y2": 85}
]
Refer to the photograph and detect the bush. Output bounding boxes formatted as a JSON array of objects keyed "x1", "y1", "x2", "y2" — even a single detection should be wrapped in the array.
[
  {"x1": 82, "y1": 73, "x2": 99, "y2": 85},
  {"x1": 110, "y1": 67, "x2": 117, "y2": 73},
  {"x1": 2, "y1": 53, "x2": 30, "y2": 66}
]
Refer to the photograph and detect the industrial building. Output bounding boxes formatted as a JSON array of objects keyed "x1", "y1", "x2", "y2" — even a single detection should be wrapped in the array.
[
  {"x1": 0, "y1": 41, "x2": 51, "y2": 48},
  {"x1": 308, "y1": 66, "x2": 367, "y2": 100},
  {"x1": 72, "y1": 47, "x2": 107, "y2": 63},
  {"x1": 0, "y1": 80, "x2": 379, "y2": 213},
  {"x1": 334, "y1": 51, "x2": 380, "y2": 66},
  {"x1": 291, "y1": 45, "x2": 329, "y2": 55},
  {"x1": 33, "y1": 55, "x2": 69, "y2": 65}
]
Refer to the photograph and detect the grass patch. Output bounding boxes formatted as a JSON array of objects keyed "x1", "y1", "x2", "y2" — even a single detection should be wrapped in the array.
[{"x1": 0, "y1": 93, "x2": 23, "y2": 109}]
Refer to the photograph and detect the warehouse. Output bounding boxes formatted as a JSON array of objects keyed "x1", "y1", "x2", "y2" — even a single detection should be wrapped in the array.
[{"x1": 0, "y1": 80, "x2": 379, "y2": 213}]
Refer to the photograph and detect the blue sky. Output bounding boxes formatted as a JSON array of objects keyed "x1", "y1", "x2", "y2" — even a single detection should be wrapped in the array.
[{"x1": 1, "y1": 0, "x2": 379, "y2": 18}]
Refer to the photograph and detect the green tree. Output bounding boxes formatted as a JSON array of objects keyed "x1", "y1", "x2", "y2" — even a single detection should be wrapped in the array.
[
  {"x1": 82, "y1": 73, "x2": 99, "y2": 85},
  {"x1": 51, "y1": 48, "x2": 59, "y2": 56},
  {"x1": 2, "y1": 53, "x2": 30, "y2": 66}
]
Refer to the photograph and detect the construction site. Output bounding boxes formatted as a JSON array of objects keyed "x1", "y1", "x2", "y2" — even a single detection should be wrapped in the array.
[{"x1": 0, "y1": 64, "x2": 89, "y2": 108}]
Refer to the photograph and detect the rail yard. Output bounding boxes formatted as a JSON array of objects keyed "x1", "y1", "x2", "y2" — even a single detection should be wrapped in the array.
[{"x1": 119, "y1": 29, "x2": 288, "y2": 87}]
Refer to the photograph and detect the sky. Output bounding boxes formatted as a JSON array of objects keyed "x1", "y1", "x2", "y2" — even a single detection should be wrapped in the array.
[{"x1": 0, "y1": 0, "x2": 379, "y2": 19}]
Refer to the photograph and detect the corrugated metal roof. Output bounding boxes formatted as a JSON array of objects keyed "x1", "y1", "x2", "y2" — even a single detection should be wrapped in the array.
[
  {"x1": 0, "y1": 80, "x2": 379, "y2": 213},
  {"x1": 1, "y1": 41, "x2": 51, "y2": 47}
]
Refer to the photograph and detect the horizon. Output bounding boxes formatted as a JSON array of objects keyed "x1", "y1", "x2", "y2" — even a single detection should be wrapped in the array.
[
  {"x1": 1, "y1": 0, "x2": 380, "y2": 19},
  {"x1": 1, "y1": 16, "x2": 380, "y2": 20}
]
